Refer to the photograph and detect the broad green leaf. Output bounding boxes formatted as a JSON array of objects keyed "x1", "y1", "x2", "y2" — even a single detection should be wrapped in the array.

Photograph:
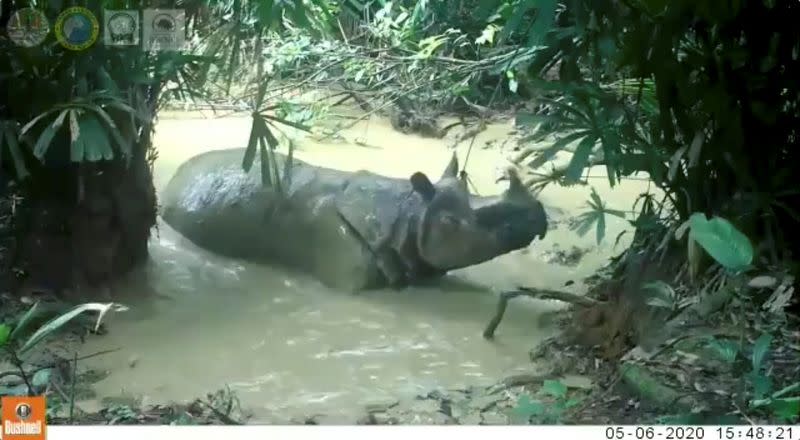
[
  {"x1": 259, "y1": 117, "x2": 280, "y2": 149},
  {"x1": 72, "y1": 114, "x2": 113, "y2": 162},
  {"x1": 242, "y1": 116, "x2": 260, "y2": 172},
  {"x1": 259, "y1": 138, "x2": 272, "y2": 187},
  {"x1": 33, "y1": 110, "x2": 69, "y2": 160},
  {"x1": 687, "y1": 213, "x2": 753, "y2": 271},
  {"x1": 500, "y1": 0, "x2": 536, "y2": 42},
  {"x1": 0, "y1": 324, "x2": 11, "y2": 347},
  {"x1": 542, "y1": 379, "x2": 568, "y2": 399},
  {"x1": 769, "y1": 398, "x2": 800, "y2": 422},
  {"x1": 564, "y1": 135, "x2": 597, "y2": 184},
  {"x1": 69, "y1": 110, "x2": 80, "y2": 142},
  {"x1": 90, "y1": 107, "x2": 130, "y2": 160},
  {"x1": 749, "y1": 372, "x2": 772, "y2": 401},
  {"x1": 526, "y1": 0, "x2": 557, "y2": 47},
  {"x1": 288, "y1": 1, "x2": 312, "y2": 30},
  {"x1": 20, "y1": 108, "x2": 59, "y2": 136},
  {"x1": 667, "y1": 146, "x2": 687, "y2": 182},
  {"x1": 97, "y1": 66, "x2": 121, "y2": 95},
  {"x1": 705, "y1": 337, "x2": 740, "y2": 364},
  {"x1": 687, "y1": 130, "x2": 703, "y2": 168},
  {"x1": 751, "y1": 333, "x2": 773, "y2": 372},
  {"x1": 527, "y1": 130, "x2": 590, "y2": 169},
  {"x1": 643, "y1": 281, "x2": 676, "y2": 309},
  {"x1": 19, "y1": 303, "x2": 128, "y2": 355},
  {"x1": 31, "y1": 368, "x2": 51, "y2": 389},
  {"x1": 1, "y1": 123, "x2": 29, "y2": 179},
  {"x1": 262, "y1": 114, "x2": 313, "y2": 132},
  {"x1": 512, "y1": 394, "x2": 545, "y2": 423},
  {"x1": 282, "y1": 140, "x2": 295, "y2": 187},
  {"x1": 9, "y1": 302, "x2": 40, "y2": 342}
]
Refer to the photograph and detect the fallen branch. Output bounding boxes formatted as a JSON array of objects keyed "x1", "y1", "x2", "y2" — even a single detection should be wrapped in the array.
[
  {"x1": 517, "y1": 286, "x2": 602, "y2": 307},
  {"x1": 483, "y1": 287, "x2": 603, "y2": 339},
  {"x1": 487, "y1": 373, "x2": 553, "y2": 394}
]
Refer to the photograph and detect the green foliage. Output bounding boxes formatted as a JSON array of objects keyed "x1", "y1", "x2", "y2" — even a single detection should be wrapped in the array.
[
  {"x1": 704, "y1": 337, "x2": 740, "y2": 365},
  {"x1": 687, "y1": 213, "x2": 754, "y2": 273},
  {"x1": 18, "y1": 303, "x2": 127, "y2": 356},
  {"x1": 642, "y1": 281, "x2": 678, "y2": 312},
  {"x1": 0, "y1": 302, "x2": 127, "y2": 357},
  {"x1": 0, "y1": 302, "x2": 127, "y2": 397},
  {"x1": 726, "y1": 332, "x2": 800, "y2": 423},
  {"x1": 0, "y1": 0, "x2": 324, "y2": 193},
  {"x1": 510, "y1": 0, "x2": 800, "y2": 266},
  {"x1": 0, "y1": 324, "x2": 10, "y2": 347},
  {"x1": 750, "y1": 333, "x2": 773, "y2": 374}
]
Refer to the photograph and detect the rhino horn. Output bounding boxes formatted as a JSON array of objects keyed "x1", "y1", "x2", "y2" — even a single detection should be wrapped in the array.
[
  {"x1": 505, "y1": 167, "x2": 526, "y2": 196},
  {"x1": 440, "y1": 152, "x2": 459, "y2": 180}
]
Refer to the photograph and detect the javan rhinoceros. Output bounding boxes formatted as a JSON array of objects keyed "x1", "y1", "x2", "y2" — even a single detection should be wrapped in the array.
[{"x1": 160, "y1": 149, "x2": 548, "y2": 291}]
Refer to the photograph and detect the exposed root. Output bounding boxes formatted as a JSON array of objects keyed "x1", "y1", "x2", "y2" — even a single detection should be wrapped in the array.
[{"x1": 483, "y1": 287, "x2": 602, "y2": 339}]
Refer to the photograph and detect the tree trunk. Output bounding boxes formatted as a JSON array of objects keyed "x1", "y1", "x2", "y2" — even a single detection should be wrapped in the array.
[{"x1": 12, "y1": 141, "x2": 157, "y2": 300}]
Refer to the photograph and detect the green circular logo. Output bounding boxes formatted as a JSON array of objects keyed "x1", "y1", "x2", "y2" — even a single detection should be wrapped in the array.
[{"x1": 54, "y1": 6, "x2": 99, "y2": 51}]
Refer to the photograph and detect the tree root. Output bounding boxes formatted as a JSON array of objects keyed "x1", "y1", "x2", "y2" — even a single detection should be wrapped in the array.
[
  {"x1": 619, "y1": 361, "x2": 695, "y2": 411},
  {"x1": 483, "y1": 287, "x2": 603, "y2": 339}
]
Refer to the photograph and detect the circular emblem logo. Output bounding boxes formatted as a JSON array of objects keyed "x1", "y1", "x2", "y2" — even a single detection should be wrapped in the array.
[
  {"x1": 54, "y1": 6, "x2": 99, "y2": 51},
  {"x1": 6, "y1": 8, "x2": 50, "y2": 47},
  {"x1": 15, "y1": 403, "x2": 32, "y2": 420},
  {"x1": 108, "y1": 12, "x2": 137, "y2": 44}
]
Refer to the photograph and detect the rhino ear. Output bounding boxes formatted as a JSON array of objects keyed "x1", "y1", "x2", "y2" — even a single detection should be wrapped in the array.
[
  {"x1": 410, "y1": 172, "x2": 436, "y2": 202},
  {"x1": 440, "y1": 152, "x2": 459, "y2": 180}
]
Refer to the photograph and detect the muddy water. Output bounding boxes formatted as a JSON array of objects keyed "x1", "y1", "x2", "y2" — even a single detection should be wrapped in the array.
[{"x1": 75, "y1": 110, "x2": 652, "y2": 422}]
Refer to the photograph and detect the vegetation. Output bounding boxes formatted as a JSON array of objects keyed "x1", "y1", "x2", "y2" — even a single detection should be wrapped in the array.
[{"x1": 1, "y1": 0, "x2": 798, "y2": 425}]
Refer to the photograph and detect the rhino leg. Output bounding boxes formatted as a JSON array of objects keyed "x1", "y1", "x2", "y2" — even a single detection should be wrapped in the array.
[
  {"x1": 288, "y1": 195, "x2": 385, "y2": 292},
  {"x1": 373, "y1": 248, "x2": 408, "y2": 287}
]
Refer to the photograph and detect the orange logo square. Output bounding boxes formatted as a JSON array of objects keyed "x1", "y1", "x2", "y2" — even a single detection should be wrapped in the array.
[{"x1": 1, "y1": 396, "x2": 46, "y2": 440}]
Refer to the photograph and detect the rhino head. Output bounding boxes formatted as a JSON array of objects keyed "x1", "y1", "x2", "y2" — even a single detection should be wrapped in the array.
[{"x1": 410, "y1": 153, "x2": 548, "y2": 272}]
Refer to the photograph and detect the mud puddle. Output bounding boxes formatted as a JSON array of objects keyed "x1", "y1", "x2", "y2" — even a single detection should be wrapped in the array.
[{"x1": 71, "y1": 109, "x2": 652, "y2": 422}]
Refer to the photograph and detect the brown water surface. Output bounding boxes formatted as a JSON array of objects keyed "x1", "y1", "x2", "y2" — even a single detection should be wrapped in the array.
[{"x1": 74, "y1": 110, "x2": 652, "y2": 422}]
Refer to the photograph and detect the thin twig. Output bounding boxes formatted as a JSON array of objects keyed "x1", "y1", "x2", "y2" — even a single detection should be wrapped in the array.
[
  {"x1": 69, "y1": 352, "x2": 77, "y2": 423},
  {"x1": 732, "y1": 400, "x2": 757, "y2": 425},
  {"x1": 10, "y1": 351, "x2": 33, "y2": 395},
  {"x1": 49, "y1": 380, "x2": 87, "y2": 417}
]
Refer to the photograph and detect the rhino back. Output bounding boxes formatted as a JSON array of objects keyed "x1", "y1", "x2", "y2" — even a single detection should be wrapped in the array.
[
  {"x1": 160, "y1": 149, "x2": 281, "y2": 259},
  {"x1": 161, "y1": 148, "x2": 384, "y2": 290}
]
